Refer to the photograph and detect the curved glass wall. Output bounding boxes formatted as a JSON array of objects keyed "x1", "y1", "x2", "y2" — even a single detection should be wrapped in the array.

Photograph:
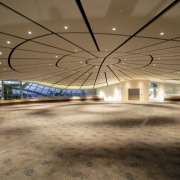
[{"x1": 0, "y1": 80, "x2": 89, "y2": 100}]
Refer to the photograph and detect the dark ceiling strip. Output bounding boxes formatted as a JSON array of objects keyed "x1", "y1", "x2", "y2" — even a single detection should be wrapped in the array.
[
  {"x1": 75, "y1": 0, "x2": 100, "y2": 51},
  {"x1": 116, "y1": 65, "x2": 149, "y2": 80},
  {"x1": 127, "y1": 36, "x2": 179, "y2": 53},
  {"x1": 31, "y1": 40, "x2": 72, "y2": 53},
  {"x1": 0, "y1": 2, "x2": 97, "y2": 58},
  {"x1": 108, "y1": 0, "x2": 179, "y2": 57},
  {"x1": 107, "y1": 65, "x2": 121, "y2": 82},
  {"x1": 0, "y1": 32, "x2": 26, "y2": 40},
  {"x1": 41, "y1": 64, "x2": 92, "y2": 81},
  {"x1": 52, "y1": 71, "x2": 80, "y2": 86},
  {"x1": 65, "y1": 65, "x2": 95, "y2": 89},
  {"x1": 7, "y1": 40, "x2": 29, "y2": 72},
  {"x1": 56, "y1": 55, "x2": 66, "y2": 67},
  {"x1": 93, "y1": 0, "x2": 179, "y2": 87},
  {"x1": 79, "y1": 73, "x2": 92, "y2": 89},
  {"x1": 113, "y1": 64, "x2": 134, "y2": 80},
  {"x1": 105, "y1": 72, "x2": 108, "y2": 86}
]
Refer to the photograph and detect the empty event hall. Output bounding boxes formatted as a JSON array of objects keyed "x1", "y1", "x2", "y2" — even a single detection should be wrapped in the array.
[{"x1": 0, "y1": 0, "x2": 180, "y2": 180}]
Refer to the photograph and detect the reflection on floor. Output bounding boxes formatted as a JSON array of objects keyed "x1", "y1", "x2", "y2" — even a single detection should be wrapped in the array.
[{"x1": 0, "y1": 102, "x2": 180, "y2": 180}]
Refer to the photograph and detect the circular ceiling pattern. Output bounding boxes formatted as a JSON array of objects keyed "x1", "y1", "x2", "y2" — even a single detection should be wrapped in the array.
[{"x1": 0, "y1": 0, "x2": 180, "y2": 89}]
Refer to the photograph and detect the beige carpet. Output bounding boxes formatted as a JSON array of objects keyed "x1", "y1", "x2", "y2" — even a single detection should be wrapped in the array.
[{"x1": 0, "y1": 102, "x2": 180, "y2": 180}]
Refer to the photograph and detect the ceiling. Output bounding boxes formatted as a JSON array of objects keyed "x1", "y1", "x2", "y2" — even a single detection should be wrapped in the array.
[{"x1": 0, "y1": 0, "x2": 180, "y2": 89}]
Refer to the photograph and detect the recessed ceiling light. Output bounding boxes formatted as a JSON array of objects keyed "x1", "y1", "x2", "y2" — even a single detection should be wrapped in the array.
[
  {"x1": 7, "y1": 41, "x2": 11, "y2": 44},
  {"x1": 4, "y1": 68, "x2": 6, "y2": 71},
  {"x1": 158, "y1": 57, "x2": 161, "y2": 59},
  {"x1": 64, "y1": 26, "x2": 68, "y2": 29},
  {"x1": 55, "y1": 55, "x2": 58, "y2": 58},
  {"x1": 28, "y1": 31, "x2": 32, "y2": 35},
  {"x1": 75, "y1": 49, "x2": 77, "y2": 52},
  {"x1": 160, "y1": 32, "x2": 164, "y2": 36},
  {"x1": 112, "y1": 27, "x2": 116, "y2": 31},
  {"x1": 0, "y1": 52, "x2": 2, "y2": 55}
]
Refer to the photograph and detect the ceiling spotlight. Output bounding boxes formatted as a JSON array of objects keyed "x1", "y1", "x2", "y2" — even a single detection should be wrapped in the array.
[
  {"x1": 75, "y1": 49, "x2": 77, "y2": 52},
  {"x1": 0, "y1": 52, "x2": 2, "y2": 55},
  {"x1": 55, "y1": 55, "x2": 58, "y2": 58},
  {"x1": 64, "y1": 26, "x2": 68, "y2": 29},
  {"x1": 112, "y1": 27, "x2": 116, "y2": 31},
  {"x1": 4, "y1": 68, "x2": 6, "y2": 71},
  {"x1": 160, "y1": 32, "x2": 164, "y2": 36},
  {"x1": 7, "y1": 41, "x2": 11, "y2": 44},
  {"x1": 28, "y1": 31, "x2": 32, "y2": 35},
  {"x1": 158, "y1": 57, "x2": 161, "y2": 59}
]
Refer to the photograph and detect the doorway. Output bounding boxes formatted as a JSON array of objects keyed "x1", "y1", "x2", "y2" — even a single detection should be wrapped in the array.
[{"x1": 128, "y1": 88, "x2": 140, "y2": 100}]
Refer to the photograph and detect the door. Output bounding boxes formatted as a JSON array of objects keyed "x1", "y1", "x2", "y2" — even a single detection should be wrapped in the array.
[{"x1": 128, "y1": 89, "x2": 140, "y2": 100}]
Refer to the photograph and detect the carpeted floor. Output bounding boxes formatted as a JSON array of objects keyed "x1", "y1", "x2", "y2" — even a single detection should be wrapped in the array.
[{"x1": 0, "y1": 101, "x2": 180, "y2": 180}]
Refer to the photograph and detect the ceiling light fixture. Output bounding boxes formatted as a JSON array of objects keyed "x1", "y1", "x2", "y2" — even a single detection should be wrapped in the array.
[
  {"x1": 7, "y1": 41, "x2": 11, "y2": 44},
  {"x1": 55, "y1": 55, "x2": 58, "y2": 58},
  {"x1": 158, "y1": 57, "x2": 161, "y2": 59},
  {"x1": 28, "y1": 31, "x2": 32, "y2": 35},
  {"x1": 64, "y1": 26, "x2": 68, "y2": 29},
  {"x1": 0, "y1": 52, "x2": 2, "y2": 55},
  {"x1": 75, "y1": 49, "x2": 77, "y2": 52},
  {"x1": 153, "y1": 64, "x2": 156, "y2": 66},
  {"x1": 160, "y1": 32, "x2": 164, "y2": 36},
  {"x1": 112, "y1": 27, "x2": 116, "y2": 31},
  {"x1": 4, "y1": 68, "x2": 6, "y2": 71}
]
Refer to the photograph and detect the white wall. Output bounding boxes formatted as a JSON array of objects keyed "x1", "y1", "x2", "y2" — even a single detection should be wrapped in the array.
[
  {"x1": 96, "y1": 83, "x2": 121, "y2": 101},
  {"x1": 121, "y1": 80, "x2": 150, "y2": 101},
  {"x1": 96, "y1": 80, "x2": 150, "y2": 102}
]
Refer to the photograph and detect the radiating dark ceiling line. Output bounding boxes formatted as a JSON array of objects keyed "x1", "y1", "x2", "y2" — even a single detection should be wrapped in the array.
[
  {"x1": 79, "y1": 73, "x2": 92, "y2": 89},
  {"x1": 107, "y1": 1, "x2": 179, "y2": 57},
  {"x1": 127, "y1": 38, "x2": 177, "y2": 53},
  {"x1": 134, "y1": 67, "x2": 176, "y2": 79},
  {"x1": 0, "y1": 32, "x2": 26, "y2": 40},
  {"x1": 40, "y1": 64, "x2": 93, "y2": 82},
  {"x1": 31, "y1": 40, "x2": 72, "y2": 53},
  {"x1": 0, "y1": 2, "x2": 97, "y2": 58},
  {"x1": 105, "y1": 72, "x2": 108, "y2": 86},
  {"x1": 115, "y1": 65, "x2": 149, "y2": 80},
  {"x1": 113, "y1": 64, "x2": 134, "y2": 80},
  {"x1": 0, "y1": 45, "x2": 67, "y2": 57},
  {"x1": 65, "y1": 65, "x2": 95, "y2": 89},
  {"x1": 52, "y1": 71, "x2": 80, "y2": 86},
  {"x1": 75, "y1": 0, "x2": 100, "y2": 51},
  {"x1": 131, "y1": 45, "x2": 180, "y2": 54},
  {"x1": 93, "y1": 0, "x2": 179, "y2": 88},
  {"x1": 56, "y1": 55, "x2": 66, "y2": 67},
  {"x1": 107, "y1": 65, "x2": 121, "y2": 83}
]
